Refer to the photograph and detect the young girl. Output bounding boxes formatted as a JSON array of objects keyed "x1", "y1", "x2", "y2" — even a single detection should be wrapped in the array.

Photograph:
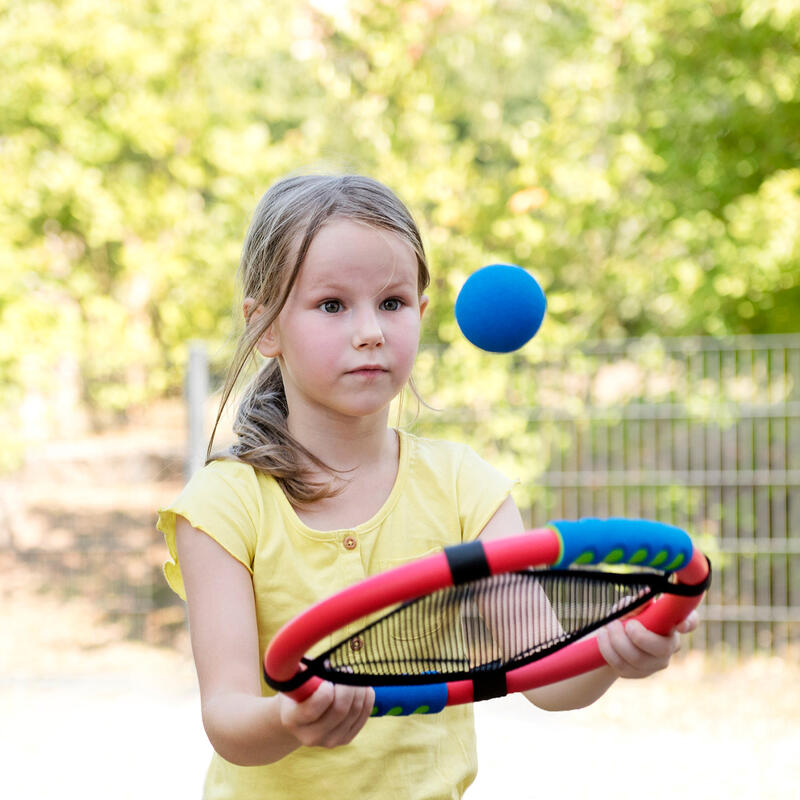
[{"x1": 158, "y1": 174, "x2": 696, "y2": 799}]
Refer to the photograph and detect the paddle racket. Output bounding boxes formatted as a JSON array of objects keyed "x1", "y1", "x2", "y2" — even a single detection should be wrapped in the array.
[{"x1": 263, "y1": 518, "x2": 710, "y2": 716}]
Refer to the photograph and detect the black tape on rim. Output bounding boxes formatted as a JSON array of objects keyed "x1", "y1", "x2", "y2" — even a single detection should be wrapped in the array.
[
  {"x1": 472, "y1": 670, "x2": 508, "y2": 703},
  {"x1": 444, "y1": 540, "x2": 491, "y2": 585}
]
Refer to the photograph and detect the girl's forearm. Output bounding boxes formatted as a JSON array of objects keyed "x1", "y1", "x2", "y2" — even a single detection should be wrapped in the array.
[
  {"x1": 201, "y1": 691, "x2": 300, "y2": 766},
  {"x1": 523, "y1": 665, "x2": 618, "y2": 711}
]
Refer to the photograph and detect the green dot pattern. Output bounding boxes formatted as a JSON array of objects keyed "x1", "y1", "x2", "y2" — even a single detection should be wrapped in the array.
[
  {"x1": 649, "y1": 550, "x2": 668, "y2": 566},
  {"x1": 371, "y1": 703, "x2": 432, "y2": 717},
  {"x1": 567, "y1": 545, "x2": 691, "y2": 570},
  {"x1": 665, "y1": 553, "x2": 685, "y2": 570}
]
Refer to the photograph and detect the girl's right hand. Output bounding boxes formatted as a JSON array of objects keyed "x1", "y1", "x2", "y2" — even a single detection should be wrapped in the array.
[{"x1": 278, "y1": 682, "x2": 375, "y2": 748}]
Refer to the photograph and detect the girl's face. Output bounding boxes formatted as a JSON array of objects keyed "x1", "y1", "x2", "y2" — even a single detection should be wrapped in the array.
[{"x1": 256, "y1": 218, "x2": 428, "y2": 425}]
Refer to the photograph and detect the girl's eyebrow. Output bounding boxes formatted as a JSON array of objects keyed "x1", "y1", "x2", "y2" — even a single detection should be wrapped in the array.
[
  {"x1": 311, "y1": 276, "x2": 417, "y2": 295},
  {"x1": 378, "y1": 279, "x2": 417, "y2": 293}
]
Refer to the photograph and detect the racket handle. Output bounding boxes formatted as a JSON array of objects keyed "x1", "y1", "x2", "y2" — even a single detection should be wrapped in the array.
[
  {"x1": 371, "y1": 684, "x2": 448, "y2": 717},
  {"x1": 288, "y1": 678, "x2": 448, "y2": 717}
]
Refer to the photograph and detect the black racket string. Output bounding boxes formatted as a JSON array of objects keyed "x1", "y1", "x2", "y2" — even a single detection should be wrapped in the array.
[{"x1": 305, "y1": 568, "x2": 683, "y2": 686}]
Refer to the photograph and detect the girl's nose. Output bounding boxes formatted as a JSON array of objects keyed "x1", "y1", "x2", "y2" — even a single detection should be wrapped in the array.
[{"x1": 352, "y1": 309, "x2": 385, "y2": 349}]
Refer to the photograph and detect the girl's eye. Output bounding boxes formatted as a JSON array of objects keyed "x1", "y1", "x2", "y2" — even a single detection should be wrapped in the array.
[
  {"x1": 320, "y1": 300, "x2": 342, "y2": 314},
  {"x1": 381, "y1": 298, "x2": 404, "y2": 312}
]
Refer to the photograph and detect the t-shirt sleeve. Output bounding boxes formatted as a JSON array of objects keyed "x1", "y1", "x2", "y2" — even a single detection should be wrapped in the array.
[
  {"x1": 156, "y1": 460, "x2": 261, "y2": 600},
  {"x1": 455, "y1": 444, "x2": 517, "y2": 542}
]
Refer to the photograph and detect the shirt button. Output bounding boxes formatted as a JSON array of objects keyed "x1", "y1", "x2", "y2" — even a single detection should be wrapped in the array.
[
  {"x1": 343, "y1": 535, "x2": 357, "y2": 551},
  {"x1": 349, "y1": 636, "x2": 364, "y2": 652}
]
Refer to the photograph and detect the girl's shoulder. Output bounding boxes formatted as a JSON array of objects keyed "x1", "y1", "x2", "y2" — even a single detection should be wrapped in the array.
[
  {"x1": 399, "y1": 430, "x2": 513, "y2": 500},
  {"x1": 158, "y1": 458, "x2": 281, "y2": 599},
  {"x1": 397, "y1": 430, "x2": 515, "y2": 541},
  {"x1": 400, "y1": 429, "x2": 489, "y2": 474},
  {"x1": 200, "y1": 455, "x2": 261, "y2": 481},
  {"x1": 182, "y1": 458, "x2": 294, "y2": 527},
  {"x1": 187, "y1": 456, "x2": 285, "y2": 496}
]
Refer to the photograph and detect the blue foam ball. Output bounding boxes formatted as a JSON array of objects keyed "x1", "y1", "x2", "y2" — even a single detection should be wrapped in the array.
[{"x1": 455, "y1": 264, "x2": 546, "y2": 353}]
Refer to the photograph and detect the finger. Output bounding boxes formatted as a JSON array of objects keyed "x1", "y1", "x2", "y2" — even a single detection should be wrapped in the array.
[
  {"x1": 329, "y1": 683, "x2": 362, "y2": 719},
  {"x1": 625, "y1": 619, "x2": 681, "y2": 659},
  {"x1": 334, "y1": 687, "x2": 376, "y2": 745},
  {"x1": 282, "y1": 680, "x2": 336, "y2": 728},
  {"x1": 297, "y1": 680, "x2": 339, "y2": 723},
  {"x1": 316, "y1": 686, "x2": 374, "y2": 748},
  {"x1": 596, "y1": 624, "x2": 639, "y2": 676},
  {"x1": 675, "y1": 610, "x2": 700, "y2": 634},
  {"x1": 283, "y1": 683, "x2": 358, "y2": 747},
  {"x1": 600, "y1": 620, "x2": 673, "y2": 677},
  {"x1": 309, "y1": 683, "x2": 359, "y2": 741}
]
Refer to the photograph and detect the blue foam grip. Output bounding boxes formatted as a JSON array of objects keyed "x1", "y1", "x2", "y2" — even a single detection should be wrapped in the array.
[
  {"x1": 371, "y1": 683, "x2": 449, "y2": 717},
  {"x1": 549, "y1": 518, "x2": 693, "y2": 571}
]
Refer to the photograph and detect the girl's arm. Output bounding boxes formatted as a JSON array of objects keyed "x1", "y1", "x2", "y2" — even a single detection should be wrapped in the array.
[
  {"x1": 476, "y1": 497, "x2": 697, "y2": 712},
  {"x1": 176, "y1": 517, "x2": 374, "y2": 766}
]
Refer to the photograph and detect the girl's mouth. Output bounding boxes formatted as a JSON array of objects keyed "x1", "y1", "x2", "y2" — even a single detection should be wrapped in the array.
[{"x1": 347, "y1": 366, "x2": 388, "y2": 377}]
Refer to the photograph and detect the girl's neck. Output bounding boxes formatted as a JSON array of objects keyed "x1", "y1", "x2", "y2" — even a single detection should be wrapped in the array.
[
  {"x1": 286, "y1": 414, "x2": 401, "y2": 531},
  {"x1": 287, "y1": 410, "x2": 395, "y2": 474}
]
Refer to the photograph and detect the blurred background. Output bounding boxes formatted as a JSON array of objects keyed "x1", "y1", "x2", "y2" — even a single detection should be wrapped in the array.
[{"x1": 1, "y1": 0, "x2": 798, "y2": 797}]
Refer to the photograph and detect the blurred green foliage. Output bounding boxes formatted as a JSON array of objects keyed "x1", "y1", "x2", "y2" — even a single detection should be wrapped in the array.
[{"x1": 1, "y1": 0, "x2": 799, "y2": 443}]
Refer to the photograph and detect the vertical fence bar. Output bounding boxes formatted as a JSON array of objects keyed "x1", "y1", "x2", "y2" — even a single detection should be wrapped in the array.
[
  {"x1": 185, "y1": 340, "x2": 209, "y2": 480},
  {"x1": 738, "y1": 349, "x2": 756, "y2": 653},
  {"x1": 771, "y1": 348, "x2": 788, "y2": 651},
  {"x1": 611, "y1": 407, "x2": 625, "y2": 517},
  {"x1": 718, "y1": 347, "x2": 737, "y2": 652},
  {"x1": 788, "y1": 346, "x2": 800, "y2": 649},
  {"x1": 753, "y1": 348, "x2": 772, "y2": 649}
]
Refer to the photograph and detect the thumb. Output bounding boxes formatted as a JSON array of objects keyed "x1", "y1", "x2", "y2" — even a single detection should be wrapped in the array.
[
  {"x1": 675, "y1": 610, "x2": 700, "y2": 634},
  {"x1": 284, "y1": 680, "x2": 335, "y2": 725}
]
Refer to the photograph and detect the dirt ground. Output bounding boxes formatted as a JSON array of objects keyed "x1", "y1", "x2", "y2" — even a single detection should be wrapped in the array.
[{"x1": 2, "y1": 405, "x2": 798, "y2": 799}]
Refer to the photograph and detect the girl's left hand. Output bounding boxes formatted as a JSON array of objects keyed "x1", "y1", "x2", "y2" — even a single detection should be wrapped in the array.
[{"x1": 596, "y1": 610, "x2": 699, "y2": 679}]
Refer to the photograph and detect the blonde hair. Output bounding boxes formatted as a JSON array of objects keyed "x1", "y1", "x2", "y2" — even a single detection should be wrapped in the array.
[{"x1": 208, "y1": 174, "x2": 431, "y2": 504}]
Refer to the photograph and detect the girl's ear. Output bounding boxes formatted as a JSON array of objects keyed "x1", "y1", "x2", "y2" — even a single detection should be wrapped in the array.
[
  {"x1": 243, "y1": 297, "x2": 281, "y2": 357},
  {"x1": 419, "y1": 294, "x2": 429, "y2": 319}
]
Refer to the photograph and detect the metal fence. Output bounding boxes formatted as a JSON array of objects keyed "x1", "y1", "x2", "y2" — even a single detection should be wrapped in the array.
[
  {"x1": 472, "y1": 334, "x2": 800, "y2": 655},
  {"x1": 8, "y1": 334, "x2": 796, "y2": 656}
]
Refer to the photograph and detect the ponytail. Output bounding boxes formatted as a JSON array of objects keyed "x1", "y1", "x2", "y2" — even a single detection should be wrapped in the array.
[
  {"x1": 234, "y1": 360, "x2": 338, "y2": 503},
  {"x1": 209, "y1": 357, "x2": 339, "y2": 504}
]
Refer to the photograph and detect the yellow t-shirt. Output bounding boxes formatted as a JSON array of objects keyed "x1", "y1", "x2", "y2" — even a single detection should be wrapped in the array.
[{"x1": 158, "y1": 429, "x2": 514, "y2": 800}]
